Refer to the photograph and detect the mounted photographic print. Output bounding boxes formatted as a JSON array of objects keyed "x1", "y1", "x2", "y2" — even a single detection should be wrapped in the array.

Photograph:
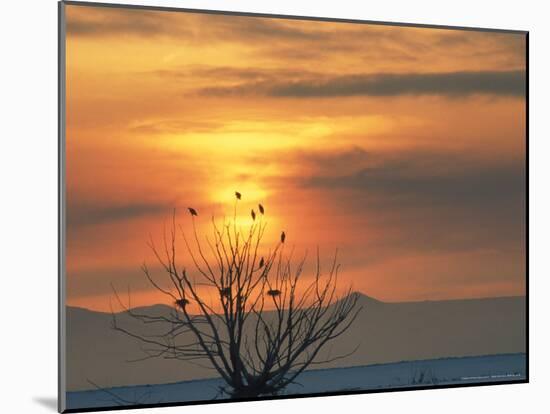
[{"x1": 58, "y1": 1, "x2": 528, "y2": 412}]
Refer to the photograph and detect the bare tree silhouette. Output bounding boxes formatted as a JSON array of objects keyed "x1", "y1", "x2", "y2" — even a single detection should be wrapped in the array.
[{"x1": 112, "y1": 194, "x2": 362, "y2": 399}]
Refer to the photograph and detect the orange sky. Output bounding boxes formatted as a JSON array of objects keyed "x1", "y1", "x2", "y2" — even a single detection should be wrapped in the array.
[{"x1": 64, "y1": 4, "x2": 526, "y2": 311}]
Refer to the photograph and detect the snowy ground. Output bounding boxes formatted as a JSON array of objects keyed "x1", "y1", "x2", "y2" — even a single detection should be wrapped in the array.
[{"x1": 67, "y1": 353, "x2": 526, "y2": 410}]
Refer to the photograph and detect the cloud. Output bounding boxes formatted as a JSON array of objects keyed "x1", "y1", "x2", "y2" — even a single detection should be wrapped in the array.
[
  {"x1": 65, "y1": 6, "x2": 327, "y2": 41},
  {"x1": 303, "y1": 149, "x2": 525, "y2": 208},
  {"x1": 272, "y1": 147, "x2": 526, "y2": 255},
  {"x1": 152, "y1": 65, "x2": 318, "y2": 84},
  {"x1": 272, "y1": 70, "x2": 526, "y2": 97},
  {"x1": 198, "y1": 70, "x2": 525, "y2": 98},
  {"x1": 67, "y1": 200, "x2": 168, "y2": 228},
  {"x1": 128, "y1": 119, "x2": 223, "y2": 135},
  {"x1": 220, "y1": 17, "x2": 331, "y2": 42},
  {"x1": 66, "y1": 7, "x2": 189, "y2": 38}
]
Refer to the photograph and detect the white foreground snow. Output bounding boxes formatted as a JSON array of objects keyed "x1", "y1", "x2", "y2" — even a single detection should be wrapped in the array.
[{"x1": 67, "y1": 353, "x2": 526, "y2": 410}]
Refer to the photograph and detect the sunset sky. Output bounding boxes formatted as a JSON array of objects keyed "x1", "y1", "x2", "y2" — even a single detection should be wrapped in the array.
[{"x1": 64, "y1": 4, "x2": 526, "y2": 311}]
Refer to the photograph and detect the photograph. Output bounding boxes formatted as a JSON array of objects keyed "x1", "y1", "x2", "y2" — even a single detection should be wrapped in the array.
[{"x1": 60, "y1": 1, "x2": 527, "y2": 412}]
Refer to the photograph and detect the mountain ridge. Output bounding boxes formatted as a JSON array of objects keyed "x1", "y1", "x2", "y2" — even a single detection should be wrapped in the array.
[
  {"x1": 65, "y1": 294, "x2": 526, "y2": 391},
  {"x1": 67, "y1": 292, "x2": 526, "y2": 315}
]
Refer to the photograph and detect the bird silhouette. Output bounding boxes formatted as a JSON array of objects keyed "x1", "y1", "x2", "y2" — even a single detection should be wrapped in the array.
[
  {"x1": 258, "y1": 204, "x2": 265, "y2": 215},
  {"x1": 259, "y1": 257, "x2": 265, "y2": 268},
  {"x1": 188, "y1": 207, "x2": 198, "y2": 216},
  {"x1": 175, "y1": 298, "x2": 189, "y2": 309},
  {"x1": 281, "y1": 231, "x2": 286, "y2": 244},
  {"x1": 267, "y1": 289, "x2": 281, "y2": 297},
  {"x1": 251, "y1": 209, "x2": 256, "y2": 221},
  {"x1": 235, "y1": 191, "x2": 242, "y2": 200}
]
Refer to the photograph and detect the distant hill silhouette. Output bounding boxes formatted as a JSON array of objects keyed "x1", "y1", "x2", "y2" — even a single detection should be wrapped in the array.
[{"x1": 66, "y1": 293, "x2": 526, "y2": 391}]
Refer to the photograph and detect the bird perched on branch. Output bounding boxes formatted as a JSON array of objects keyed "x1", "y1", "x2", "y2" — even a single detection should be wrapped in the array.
[
  {"x1": 235, "y1": 191, "x2": 242, "y2": 200},
  {"x1": 175, "y1": 298, "x2": 189, "y2": 309},
  {"x1": 251, "y1": 209, "x2": 256, "y2": 221},
  {"x1": 267, "y1": 289, "x2": 281, "y2": 297},
  {"x1": 281, "y1": 231, "x2": 286, "y2": 244},
  {"x1": 188, "y1": 207, "x2": 198, "y2": 216},
  {"x1": 259, "y1": 257, "x2": 265, "y2": 268},
  {"x1": 258, "y1": 204, "x2": 265, "y2": 215}
]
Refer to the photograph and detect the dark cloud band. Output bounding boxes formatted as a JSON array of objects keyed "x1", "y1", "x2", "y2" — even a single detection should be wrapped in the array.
[
  {"x1": 271, "y1": 70, "x2": 526, "y2": 97},
  {"x1": 200, "y1": 70, "x2": 525, "y2": 98},
  {"x1": 67, "y1": 201, "x2": 168, "y2": 228}
]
